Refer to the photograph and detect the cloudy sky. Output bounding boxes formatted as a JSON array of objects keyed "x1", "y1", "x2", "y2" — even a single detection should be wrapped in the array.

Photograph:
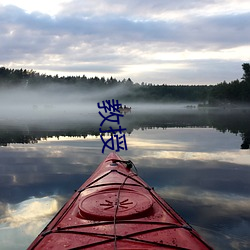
[{"x1": 0, "y1": 0, "x2": 250, "y2": 85}]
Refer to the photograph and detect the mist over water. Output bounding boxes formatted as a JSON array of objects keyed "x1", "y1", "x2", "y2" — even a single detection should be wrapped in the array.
[
  {"x1": 0, "y1": 85, "x2": 96, "y2": 122},
  {"x1": 0, "y1": 84, "x2": 197, "y2": 125}
]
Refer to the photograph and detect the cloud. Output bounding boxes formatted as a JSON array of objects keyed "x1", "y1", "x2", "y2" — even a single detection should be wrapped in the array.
[
  {"x1": 58, "y1": 0, "x2": 244, "y2": 19},
  {"x1": 11, "y1": 6, "x2": 248, "y2": 49},
  {"x1": 0, "y1": 1, "x2": 250, "y2": 84}
]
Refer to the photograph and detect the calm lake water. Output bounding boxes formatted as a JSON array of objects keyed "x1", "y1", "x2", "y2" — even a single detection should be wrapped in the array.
[{"x1": 0, "y1": 104, "x2": 250, "y2": 249}]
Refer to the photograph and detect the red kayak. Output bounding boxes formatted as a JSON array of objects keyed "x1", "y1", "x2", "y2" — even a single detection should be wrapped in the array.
[{"x1": 28, "y1": 152, "x2": 213, "y2": 249}]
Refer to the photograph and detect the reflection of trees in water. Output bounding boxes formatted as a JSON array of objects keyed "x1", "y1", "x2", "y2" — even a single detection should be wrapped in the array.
[
  {"x1": 124, "y1": 109, "x2": 250, "y2": 151},
  {"x1": 0, "y1": 132, "x2": 38, "y2": 146},
  {"x1": 0, "y1": 123, "x2": 100, "y2": 146},
  {"x1": 241, "y1": 134, "x2": 250, "y2": 149},
  {"x1": 0, "y1": 109, "x2": 250, "y2": 149},
  {"x1": 202, "y1": 109, "x2": 250, "y2": 150}
]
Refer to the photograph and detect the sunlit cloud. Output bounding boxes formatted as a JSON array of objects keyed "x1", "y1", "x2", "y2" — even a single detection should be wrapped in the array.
[
  {"x1": 0, "y1": 0, "x2": 66, "y2": 16},
  {"x1": 153, "y1": 46, "x2": 250, "y2": 62}
]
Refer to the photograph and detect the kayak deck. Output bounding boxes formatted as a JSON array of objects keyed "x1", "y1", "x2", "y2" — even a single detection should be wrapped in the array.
[{"x1": 28, "y1": 152, "x2": 213, "y2": 249}]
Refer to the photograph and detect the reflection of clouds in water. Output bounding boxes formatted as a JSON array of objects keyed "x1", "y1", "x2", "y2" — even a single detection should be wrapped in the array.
[
  {"x1": 128, "y1": 127, "x2": 243, "y2": 152},
  {"x1": 0, "y1": 142, "x2": 107, "y2": 204},
  {"x1": 194, "y1": 223, "x2": 250, "y2": 250},
  {"x1": 0, "y1": 196, "x2": 61, "y2": 249},
  {"x1": 0, "y1": 196, "x2": 59, "y2": 230},
  {"x1": 129, "y1": 139, "x2": 185, "y2": 150},
  {"x1": 122, "y1": 127, "x2": 249, "y2": 166},
  {"x1": 157, "y1": 186, "x2": 250, "y2": 215},
  {"x1": 157, "y1": 186, "x2": 250, "y2": 249},
  {"x1": 0, "y1": 127, "x2": 249, "y2": 249},
  {"x1": 154, "y1": 150, "x2": 250, "y2": 166},
  {"x1": 5, "y1": 140, "x2": 103, "y2": 177}
]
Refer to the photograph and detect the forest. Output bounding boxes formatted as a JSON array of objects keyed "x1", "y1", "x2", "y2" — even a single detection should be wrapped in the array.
[{"x1": 0, "y1": 63, "x2": 249, "y2": 104}]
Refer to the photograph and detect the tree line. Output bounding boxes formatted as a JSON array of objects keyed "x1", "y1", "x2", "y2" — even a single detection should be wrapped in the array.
[
  {"x1": 0, "y1": 63, "x2": 249, "y2": 104},
  {"x1": 208, "y1": 63, "x2": 250, "y2": 105}
]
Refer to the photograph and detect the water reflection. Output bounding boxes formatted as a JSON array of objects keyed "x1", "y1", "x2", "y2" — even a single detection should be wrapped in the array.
[
  {"x1": 0, "y1": 107, "x2": 250, "y2": 149},
  {"x1": 1, "y1": 196, "x2": 59, "y2": 228},
  {"x1": 0, "y1": 196, "x2": 62, "y2": 250},
  {"x1": 0, "y1": 108, "x2": 250, "y2": 249}
]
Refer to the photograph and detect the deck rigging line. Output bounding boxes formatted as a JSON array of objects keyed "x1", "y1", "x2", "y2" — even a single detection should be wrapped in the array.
[{"x1": 112, "y1": 159, "x2": 138, "y2": 249}]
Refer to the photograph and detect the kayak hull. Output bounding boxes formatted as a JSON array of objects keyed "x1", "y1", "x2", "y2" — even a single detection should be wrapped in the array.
[{"x1": 28, "y1": 152, "x2": 213, "y2": 249}]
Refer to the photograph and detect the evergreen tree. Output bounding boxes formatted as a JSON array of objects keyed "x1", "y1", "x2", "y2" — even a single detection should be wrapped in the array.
[{"x1": 242, "y1": 63, "x2": 250, "y2": 83}]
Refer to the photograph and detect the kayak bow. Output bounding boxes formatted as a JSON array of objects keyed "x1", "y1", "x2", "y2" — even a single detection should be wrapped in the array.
[{"x1": 28, "y1": 152, "x2": 213, "y2": 249}]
